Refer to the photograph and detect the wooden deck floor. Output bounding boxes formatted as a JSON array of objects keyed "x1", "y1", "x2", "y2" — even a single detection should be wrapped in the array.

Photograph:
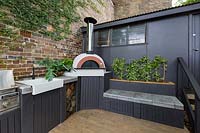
[{"x1": 50, "y1": 109, "x2": 189, "y2": 133}]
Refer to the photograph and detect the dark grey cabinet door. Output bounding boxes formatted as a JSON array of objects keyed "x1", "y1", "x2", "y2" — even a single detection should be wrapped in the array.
[
  {"x1": 80, "y1": 77, "x2": 101, "y2": 109},
  {"x1": 0, "y1": 108, "x2": 21, "y2": 133},
  {"x1": 33, "y1": 89, "x2": 60, "y2": 133},
  {"x1": 191, "y1": 14, "x2": 200, "y2": 83}
]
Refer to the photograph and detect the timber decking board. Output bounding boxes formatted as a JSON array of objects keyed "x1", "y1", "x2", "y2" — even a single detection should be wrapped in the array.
[{"x1": 50, "y1": 109, "x2": 189, "y2": 133}]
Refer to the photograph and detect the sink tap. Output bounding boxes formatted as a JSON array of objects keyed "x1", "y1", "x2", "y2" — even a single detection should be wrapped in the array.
[
  {"x1": 32, "y1": 66, "x2": 35, "y2": 79},
  {"x1": 31, "y1": 62, "x2": 38, "y2": 80}
]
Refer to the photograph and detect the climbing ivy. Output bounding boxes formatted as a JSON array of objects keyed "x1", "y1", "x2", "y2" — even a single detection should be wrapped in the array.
[{"x1": 0, "y1": 0, "x2": 104, "y2": 40}]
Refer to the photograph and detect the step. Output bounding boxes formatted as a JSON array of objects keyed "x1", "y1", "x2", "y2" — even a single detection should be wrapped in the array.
[
  {"x1": 103, "y1": 89, "x2": 184, "y2": 110},
  {"x1": 191, "y1": 104, "x2": 195, "y2": 111},
  {"x1": 188, "y1": 95, "x2": 195, "y2": 104},
  {"x1": 187, "y1": 94, "x2": 195, "y2": 100}
]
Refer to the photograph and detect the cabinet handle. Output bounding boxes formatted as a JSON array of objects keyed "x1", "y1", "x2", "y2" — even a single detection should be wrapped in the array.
[{"x1": 193, "y1": 49, "x2": 199, "y2": 51}]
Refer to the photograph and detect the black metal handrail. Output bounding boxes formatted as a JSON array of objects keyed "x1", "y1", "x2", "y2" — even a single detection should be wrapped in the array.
[
  {"x1": 177, "y1": 57, "x2": 200, "y2": 133},
  {"x1": 177, "y1": 57, "x2": 200, "y2": 99}
]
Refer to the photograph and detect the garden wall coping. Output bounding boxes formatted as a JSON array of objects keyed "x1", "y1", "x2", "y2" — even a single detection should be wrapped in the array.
[{"x1": 103, "y1": 89, "x2": 184, "y2": 110}]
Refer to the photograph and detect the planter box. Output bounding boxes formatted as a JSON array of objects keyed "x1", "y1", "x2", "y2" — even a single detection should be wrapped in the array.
[{"x1": 110, "y1": 79, "x2": 176, "y2": 96}]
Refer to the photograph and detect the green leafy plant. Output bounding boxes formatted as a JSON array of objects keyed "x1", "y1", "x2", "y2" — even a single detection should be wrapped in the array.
[
  {"x1": 36, "y1": 58, "x2": 73, "y2": 81},
  {"x1": 112, "y1": 56, "x2": 168, "y2": 82},
  {"x1": 137, "y1": 56, "x2": 152, "y2": 81},
  {"x1": 177, "y1": 0, "x2": 200, "y2": 5},
  {"x1": 112, "y1": 58, "x2": 126, "y2": 80},
  {"x1": 151, "y1": 56, "x2": 167, "y2": 81},
  {"x1": 0, "y1": 0, "x2": 104, "y2": 41},
  {"x1": 126, "y1": 60, "x2": 138, "y2": 81}
]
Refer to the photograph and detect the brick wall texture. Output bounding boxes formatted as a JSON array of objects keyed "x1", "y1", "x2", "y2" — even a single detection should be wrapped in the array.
[
  {"x1": 0, "y1": 0, "x2": 171, "y2": 79},
  {"x1": 113, "y1": 0, "x2": 172, "y2": 19},
  {"x1": 0, "y1": 0, "x2": 114, "y2": 79}
]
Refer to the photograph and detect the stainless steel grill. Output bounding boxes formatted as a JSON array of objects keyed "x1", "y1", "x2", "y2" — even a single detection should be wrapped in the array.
[
  {"x1": 0, "y1": 88, "x2": 19, "y2": 112},
  {"x1": 0, "y1": 70, "x2": 20, "y2": 112}
]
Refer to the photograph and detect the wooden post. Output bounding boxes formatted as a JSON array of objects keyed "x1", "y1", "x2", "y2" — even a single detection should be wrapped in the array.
[{"x1": 195, "y1": 95, "x2": 200, "y2": 133}]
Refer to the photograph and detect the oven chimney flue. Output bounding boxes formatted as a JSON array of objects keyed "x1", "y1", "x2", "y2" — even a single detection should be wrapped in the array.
[{"x1": 84, "y1": 17, "x2": 97, "y2": 53}]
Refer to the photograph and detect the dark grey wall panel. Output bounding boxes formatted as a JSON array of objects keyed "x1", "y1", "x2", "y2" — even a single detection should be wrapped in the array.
[
  {"x1": 90, "y1": 15, "x2": 191, "y2": 83},
  {"x1": 147, "y1": 16, "x2": 189, "y2": 82},
  {"x1": 110, "y1": 45, "x2": 147, "y2": 63},
  {"x1": 0, "y1": 108, "x2": 21, "y2": 133},
  {"x1": 95, "y1": 45, "x2": 147, "y2": 70},
  {"x1": 191, "y1": 14, "x2": 200, "y2": 83},
  {"x1": 95, "y1": 47, "x2": 111, "y2": 69}
]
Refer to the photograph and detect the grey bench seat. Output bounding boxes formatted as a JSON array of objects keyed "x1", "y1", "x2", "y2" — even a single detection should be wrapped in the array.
[{"x1": 103, "y1": 89, "x2": 184, "y2": 110}]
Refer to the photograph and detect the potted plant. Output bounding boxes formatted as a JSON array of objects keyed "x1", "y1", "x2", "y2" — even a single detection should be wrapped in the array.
[
  {"x1": 111, "y1": 56, "x2": 176, "y2": 96},
  {"x1": 36, "y1": 58, "x2": 73, "y2": 81}
]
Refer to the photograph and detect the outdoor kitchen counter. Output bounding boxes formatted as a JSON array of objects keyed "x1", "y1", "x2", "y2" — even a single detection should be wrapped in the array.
[
  {"x1": 17, "y1": 76, "x2": 78, "y2": 94},
  {"x1": 56, "y1": 76, "x2": 78, "y2": 84},
  {"x1": 18, "y1": 76, "x2": 78, "y2": 133}
]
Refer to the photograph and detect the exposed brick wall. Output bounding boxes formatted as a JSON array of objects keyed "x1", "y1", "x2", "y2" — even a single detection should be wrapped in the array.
[
  {"x1": 0, "y1": 30, "x2": 82, "y2": 79},
  {"x1": 0, "y1": 0, "x2": 114, "y2": 80},
  {"x1": 71, "y1": 0, "x2": 114, "y2": 34},
  {"x1": 113, "y1": 0, "x2": 172, "y2": 19}
]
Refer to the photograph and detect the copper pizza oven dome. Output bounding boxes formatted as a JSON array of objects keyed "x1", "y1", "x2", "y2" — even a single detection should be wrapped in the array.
[{"x1": 73, "y1": 53, "x2": 105, "y2": 69}]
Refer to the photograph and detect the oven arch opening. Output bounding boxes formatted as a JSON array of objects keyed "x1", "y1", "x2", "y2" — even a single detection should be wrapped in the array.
[{"x1": 81, "y1": 60, "x2": 99, "y2": 68}]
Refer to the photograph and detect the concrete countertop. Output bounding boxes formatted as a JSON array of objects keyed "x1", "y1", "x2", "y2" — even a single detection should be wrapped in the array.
[
  {"x1": 104, "y1": 89, "x2": 184, "y2": 110},
  {"x1": 17, "y1": 76, "x2": 78, "y2": 95},
  {"x1": 56, "y1": 76, "x2": 78, "y2": 84}
]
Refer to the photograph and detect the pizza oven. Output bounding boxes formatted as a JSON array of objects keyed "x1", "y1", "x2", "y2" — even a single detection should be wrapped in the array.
[
  {"x1": 73, "y1": 53, "x2": 105, "y2": 69},
  {"x1": 65, "y1": 17, "x2": 106, "y2": 77}
]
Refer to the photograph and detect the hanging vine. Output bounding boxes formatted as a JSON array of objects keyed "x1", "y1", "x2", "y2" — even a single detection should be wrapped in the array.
[{"x1": 0, "y1": 0, "x2": 104, "y2": 41}]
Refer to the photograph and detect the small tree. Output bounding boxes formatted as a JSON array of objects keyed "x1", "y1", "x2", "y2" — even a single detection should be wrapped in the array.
[{"x1": 178, "y1": 0, "x2": 200, "y2": 5}]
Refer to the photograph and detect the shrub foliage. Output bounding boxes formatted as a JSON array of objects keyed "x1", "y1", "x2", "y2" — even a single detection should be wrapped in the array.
[{"x1": 112, "y1": 56, "x2": 168, "y2": 82}]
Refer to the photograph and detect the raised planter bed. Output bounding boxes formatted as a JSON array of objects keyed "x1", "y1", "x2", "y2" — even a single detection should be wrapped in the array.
[{"x1": 110, "y1": 79, "x2": 176, "y2": 96}]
